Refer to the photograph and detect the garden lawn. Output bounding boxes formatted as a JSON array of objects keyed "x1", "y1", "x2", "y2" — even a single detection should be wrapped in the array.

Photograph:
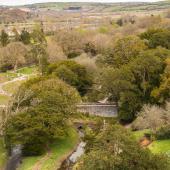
[
  {"x1": 18, "y1": 128, "x2": 79, "y2": 170},
  {"x1": 0, "y1": 66, "x2": 37, "y2": 84},
  {"x1": 16, "y1": 66, "x2": 38, "y2": 75},
  {"x1": 149, "y1": 140, "x2": 170, "y2": 154},
  {"x1": 0, "y1": 138, "x2": 7, "y2": 169},
  {"x1": 132, "y1": 129, "x2": 151, "y2": 141}
]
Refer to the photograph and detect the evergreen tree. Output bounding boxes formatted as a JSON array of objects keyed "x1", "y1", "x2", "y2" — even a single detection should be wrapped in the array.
[
  {"x1": 20, "y1": 29, "x2": 31, "y2": 44},
  {"x1": 0, "y1": 30, "x2": 9, "y2": 46}
]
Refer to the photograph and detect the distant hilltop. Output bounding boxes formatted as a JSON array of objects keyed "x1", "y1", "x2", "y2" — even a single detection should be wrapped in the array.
[{"x1": 20, "y1": 1, "x2": 170, "y2": 12}]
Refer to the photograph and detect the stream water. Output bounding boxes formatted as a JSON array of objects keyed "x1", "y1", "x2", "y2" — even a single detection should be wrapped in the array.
[
  {"x1": 69, "y1": 141, "x2": 86, "y2": 163},
  {"x1": 5, "y1": 145, "x2": 22, "y2": 170},
  {"x1": 5, "y1": 131, "x2": 86, "y2": 170},
  {"x1": 59, "y1": 131, "x2": 86, "y2": 170}
]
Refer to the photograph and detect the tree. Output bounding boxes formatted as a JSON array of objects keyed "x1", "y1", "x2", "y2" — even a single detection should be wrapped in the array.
[
  {"x1": 149, "y1": 30, "x2": 170, "y2": 49},
  {"x1": 12, "y1": 28, "x2": 20, "y2": 41},
  {"x1": 100, "y1": 66, "x2": 135, "y2": 101},
  {"x1": 47, "y1": 60, "x2": 93, "y2": 96},
  {"x1": 31, "y1": 26, "x2": 46, "y2": 45},
  {"x1": 29, "y1": 27, "x2": 48, "y2": 75},
  {"x1": 11, "y1": 77, "x2": 81, "y2": 114},
  {"x1": 5, "y1": 111, "x2": 67, "y2": 155},
  {"x1": 140, "y1": 28, "x2": 164, "y2": 40},
  {"x1": 0, "y1": 42, "x2": 28, "y2": 71},
  {"x1": 132, "y1": 104, "x2": 170, "y2": 132},
  {"x1": 129, "y1": 51, "x2": 164, "y2": 102},
  {"x1": 20, "y1": 29, "x2": 31, "y2": 45},
  {"x1": 140, "y1": 29, "x2": 170, "y2": 49},
  {"x1": 118, "y1": 91, "x2": 142, "y2": 122},
  {"x1": 90, "y1": 33, "x2": 113, "y2": 55},
  {"x1": 4, "y1": 78, "x2": 81, "y2": 155},
  {"x1": 113, "y1": 36, "x2": 146, "y2": 67},
  {"x1": 0, "y1": 30, "x2": 9, "y2": 47},
  {"x1": 116, "y1": 18, "x2": 123, "y2": 26},
  {"x1": 97, "y1": 36, "x2": 146, "y2": 68},
  {"x1": 46, "y1": 37, "x2": 66, "y2": 63},
  {"x1": 151, "y1": 58, "x2": 170, "y2": 104},
  {"x1": 99, "y1": 49, "x2": 164, "y2": 122},
  {"x1": 77, "y1": 125, "x2": 169, "y2": 170},
  {"x1": 30, "y1": 44, "x2": 48, "y2": 75},
  {"x1": 54, "y1": 30, "x2": 84, "y2": 58}
]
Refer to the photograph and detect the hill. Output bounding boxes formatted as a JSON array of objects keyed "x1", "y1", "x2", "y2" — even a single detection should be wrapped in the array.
[{"x1": 0, "y1": 8, "x2": 33, "y2": 23}]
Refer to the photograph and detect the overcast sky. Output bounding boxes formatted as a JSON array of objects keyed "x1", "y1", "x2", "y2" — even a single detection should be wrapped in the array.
[{"x1": 0, "y1": 0, "x2": 162, "y2": 6}]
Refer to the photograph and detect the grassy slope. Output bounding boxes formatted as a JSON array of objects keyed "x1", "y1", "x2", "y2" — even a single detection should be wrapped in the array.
[
  {"x1": 16, "y1": 66, "x2": 38, "y2": 75},
  {"x1": 0, "y1": 138, "x2": 7, "y2": 169},
  {"x1": 132, "y1": 129, "x2": 151, "y2": 141},
  {"x1": 2, "y1": 80, "x2": 25, "y2": 94},
  {"x1": 149, "y1": 140, "x2": 170, "y2": 154},
  {"x1": 132, "y1": 130, "x2": 170, "y2": 155},
  {"x1": 18, "y1": 128, "x2": 79, "y2": 170}
]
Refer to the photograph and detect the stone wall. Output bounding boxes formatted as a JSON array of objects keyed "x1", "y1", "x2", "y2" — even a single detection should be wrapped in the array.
[{"x1": 77, "y1": 103, "x2": 117, "y2": 117}]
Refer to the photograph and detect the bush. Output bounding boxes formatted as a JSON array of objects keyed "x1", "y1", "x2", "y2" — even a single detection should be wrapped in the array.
[
  {"x1": 0, "y1": 64, "x2": 13, "y2": 72},
  {"x1": 156, "y1": 125, "x2": 170, "y2": 140}
]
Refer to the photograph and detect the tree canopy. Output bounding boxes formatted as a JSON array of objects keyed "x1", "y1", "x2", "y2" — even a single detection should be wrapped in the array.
[
  {"x1": 47, "y1": 60, "x2": 93, "y2": 96},
  {"x1": 4, "y1": 77, "x2": 81, "y2": 155},
  {"x1": 77, "y1": 125, "x2": 170, "y2": 170}
]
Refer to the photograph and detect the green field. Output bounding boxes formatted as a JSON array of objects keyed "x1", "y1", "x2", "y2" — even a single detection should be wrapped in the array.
[
  {"x1": 0, "y1": 138, "x2": 7, "y2": 169},
  {"x1": 0, "y1": 66, "x2": 37, "y2": 83},
  {"x1": 133, "y1": 130, "x2": 170, "y2": 155},
  {"x1": 149, "y1": 140, "x2": 170, "y2": 154},
  {"x1": 16, "y1": 66, "x2": 38, "y2": 75},
  {"x1": 18, "y1": 128, "x2": 79, "y2": 170}
]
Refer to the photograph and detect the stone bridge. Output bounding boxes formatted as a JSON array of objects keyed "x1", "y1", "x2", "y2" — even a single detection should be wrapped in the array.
[{"x1": 77, "y1": 103, "x2": 117, "y2": 117}]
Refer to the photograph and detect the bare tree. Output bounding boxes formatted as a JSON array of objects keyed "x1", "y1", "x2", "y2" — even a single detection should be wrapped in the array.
[{"x1": 132, "y1": 104, "x2": 167, "y2": 132}]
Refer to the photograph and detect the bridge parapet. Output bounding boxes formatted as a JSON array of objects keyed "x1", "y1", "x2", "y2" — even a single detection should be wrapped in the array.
[{"x1": 77, "y1": 103, "x2": 117, "y2": 117}]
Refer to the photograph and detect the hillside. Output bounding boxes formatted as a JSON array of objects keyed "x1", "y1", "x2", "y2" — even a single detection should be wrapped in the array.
[
  {"x1": 23, "y1": 1, "x2": 170, "y2": 12},
  {"x1": 0, "y1": 8, "x2": 33, "y2": 23}
]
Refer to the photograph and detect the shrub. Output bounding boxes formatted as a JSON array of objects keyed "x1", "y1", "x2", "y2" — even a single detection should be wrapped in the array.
[{"x1": 156, "y1": 125, "x2": 170, "y2": 140}]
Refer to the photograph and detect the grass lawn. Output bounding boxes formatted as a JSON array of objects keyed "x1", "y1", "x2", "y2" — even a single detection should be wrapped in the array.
[
  {"x1": 18, "y1": 128, "x2": 79, "y2": 170},
  {"x1": 16, "y1": 66, "x2": 38, "y2": 75},
  {"x1": 0, "y1": 94, "x2": 10, "y2": 105},
  {"x1": 149, "y1": 140, "x2": 170, "y2": 154},
  {"x1": 0, "y1": 66, "x2": 37, "y2": 84},
  {"x1": 132, "y1": 129, "x2": 151, "y2": 141},
  {"x1": 0, "y1": 138, "x2": 7, "y2": 169}
]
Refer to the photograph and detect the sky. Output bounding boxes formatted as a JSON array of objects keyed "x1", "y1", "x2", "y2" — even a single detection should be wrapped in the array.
[{"x1": 0, "y1": 0, "x2": 162, "y2": 6}]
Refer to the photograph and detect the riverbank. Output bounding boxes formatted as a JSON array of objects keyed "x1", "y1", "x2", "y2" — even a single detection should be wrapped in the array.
[{"x1": 17, "y1": 128, "x2": 79, "y2": 170}]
